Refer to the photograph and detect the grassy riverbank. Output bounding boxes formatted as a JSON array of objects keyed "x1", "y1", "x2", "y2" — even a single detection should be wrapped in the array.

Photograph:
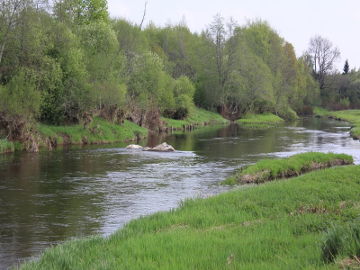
[
  {"x1": 0, "y1": 139, "x2": 15, "y2": 154},
  {"x1": 223, "y1": 152, "x2": 353, "y2": 185},
  {"x1": 314, "y1": 108, "x2": 360, "y2": 139},
  {"x1": 162, "y1": 108, "x2": 228, "y2": 130},
  {"x1": 38, "y1": 117, "x2": 148, "y2": 147},
  {"x1": 236, "y1": 113, "x2": 285, "y2": 129},
  {"x1": 1, "y1": 109, "x2": 228, "y2": 154},
  {"x1": 18, "y1": 154, "x2": 360, "y2": 269}
]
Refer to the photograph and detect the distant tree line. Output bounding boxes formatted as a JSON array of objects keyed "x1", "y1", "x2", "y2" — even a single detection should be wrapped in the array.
[
  {"x1": 1, "y1": 0, "x2": 354, "y2": 144},
  {"x1": 305, "y1": 36, "x2": 360, "y2": 110}
]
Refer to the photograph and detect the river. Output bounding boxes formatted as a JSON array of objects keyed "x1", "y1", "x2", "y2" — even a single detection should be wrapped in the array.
[{"x1": 1, "y1": 117, "x2": 359, "y2": 269}]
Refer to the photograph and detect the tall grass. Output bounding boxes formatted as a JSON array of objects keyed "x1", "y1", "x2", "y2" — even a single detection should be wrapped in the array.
[
  {"x1": 236, "y1": 113, "x2": 285, "y2": 129},
  {"x1": 18, "y1": 161, "x2": 360, "y2": 270},
  {"x1": 321, "y1": 219, "x2": 360, "y2": 264}
]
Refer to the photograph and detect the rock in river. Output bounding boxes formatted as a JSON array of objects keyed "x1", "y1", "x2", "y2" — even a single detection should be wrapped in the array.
[
  {"x1": 144, "y1": 142, "x2": 175, "y2": 152},
  {"x1": 126, "y1": 144, "x2": 143, "y2": 150}
]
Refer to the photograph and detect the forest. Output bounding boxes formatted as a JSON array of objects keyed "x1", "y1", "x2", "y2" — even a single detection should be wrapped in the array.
[{"x1": 0, "y1": 0, "x2": 359, "y2": 151}]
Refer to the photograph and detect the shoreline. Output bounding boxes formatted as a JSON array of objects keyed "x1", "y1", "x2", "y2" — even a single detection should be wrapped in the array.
[
  {"x1": 1, "y1": 111, "x2": 291, "y2": 155},
  {"x1": 0, "y1": 109, "x2": 229, "y2": 155},
  {"x1": 314, "y1": 108, "x2": 360, "y2": 140},
  {"x1": 17, "y1": 153, "x2": 360, "y2": 269}
]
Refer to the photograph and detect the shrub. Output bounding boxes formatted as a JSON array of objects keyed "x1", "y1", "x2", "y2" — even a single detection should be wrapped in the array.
[
  {"x1": 0, "y1": 71, "x2": 40, "y2": 140},
  {"x1": 277, "y1": 106, "x2": 298, "y2": 121}
]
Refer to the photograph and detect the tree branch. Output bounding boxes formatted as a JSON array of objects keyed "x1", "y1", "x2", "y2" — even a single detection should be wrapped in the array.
[{"x1": 139, "y1": 1, "x2": 147, "y2": 30}]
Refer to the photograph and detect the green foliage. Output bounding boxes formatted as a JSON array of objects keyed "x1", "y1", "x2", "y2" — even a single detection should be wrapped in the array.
[
  {"x1": 168, "y1": 76, "x2": 196, "y2": 119},
  {"x1": 127, "y1": 52, "x2": 167, "y2": 109},
  {"x1": 54, "y1": 0, "x2": 109, "y2": 25},
  {"x1": 277, "y1": 106, "x2": 299, "y2": 121},
  {"x1": 0, "y1": 71, "x2": 40, "y2": 118},
  {"x1": 78, "y1": 21, "x2": 126, "y2": 112},
  {"x1": 19, "y1": 163, "x2": 360, "y2": 269}
]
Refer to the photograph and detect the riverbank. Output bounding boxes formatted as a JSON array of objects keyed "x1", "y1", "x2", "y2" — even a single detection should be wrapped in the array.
[
  {"x1": 37, "y1": 118, "x2": 148, "y2": 149},
  {"x1": 161, "y1": 108, "x2": 229, "y2": 131},
  {"x1": 0, "y1": 110, "x2": 293, "y2": 155},
  {"x1": 314, "y1": 108, "x2": 360, "y2": 139},
  {"x1": 0, "y1": 139, "x2": 16, "y2": 154},
  {"x1": 0, "y1": 108, "x2": 229, "y2": 154},
  {"x1": 18, "y1": 154, "x2": 360, "y2": 269},
  {"x1": 236, "y1": 113, "x2": 285, "y2": 128},
  {"x1": 222, "y1": 152, "x2": 353, "y2": 185}
]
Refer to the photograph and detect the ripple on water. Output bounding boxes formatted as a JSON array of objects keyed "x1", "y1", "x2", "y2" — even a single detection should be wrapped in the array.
[{"x1": 1, "y1": 118, "x2": 360, "y2": 269}]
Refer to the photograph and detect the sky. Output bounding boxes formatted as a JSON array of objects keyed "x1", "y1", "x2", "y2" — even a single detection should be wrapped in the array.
[{"x1": 108, "y1": 0, "x2": 359, "y2": 71}]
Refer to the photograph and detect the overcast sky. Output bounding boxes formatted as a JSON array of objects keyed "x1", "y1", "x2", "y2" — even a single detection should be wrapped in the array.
[{"x1": 108, "y1": 0, "x2": 359, "y2": 70}]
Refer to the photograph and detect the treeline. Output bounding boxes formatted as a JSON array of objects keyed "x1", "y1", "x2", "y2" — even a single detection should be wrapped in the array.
[
  {"x1": 305, "y1": 36, "x2": 360, "y2": 110},
  {"x1": 0, "y1": 0, "x2": 321, "y2": 146}
]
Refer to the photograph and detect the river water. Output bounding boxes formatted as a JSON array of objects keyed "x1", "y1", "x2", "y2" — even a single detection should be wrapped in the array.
[{"x1": 1, "y1": 117, "x2": 359, "y2": 269}]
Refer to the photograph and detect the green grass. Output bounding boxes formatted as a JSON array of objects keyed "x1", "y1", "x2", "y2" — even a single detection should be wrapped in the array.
[
  {"x1": 321, "y1": 219, "x2": 360, "y2": 264},
  {"x1": 223, "y1": 152, "x2": 353, "y2": 185},
  {"x1": 0, "y1": 138, "x2": 15, "y2": 153},
  {"x1": 38, "y1": 117, "x2": 148, "y2": 147},
  {"x1": 236, "y1": 113, "x2": 285, "y2": 129},
  {"x1": 18, "y1": 162, "x2": 360, "y2": 270},
  {"x1": 313, "y1": 107, "x2": 331, "y2": 117},
  {"x1": 314, "y1": 108, "x2": 360, "y2": 139},
  {"x1": 162, "y1": 108, "x2": 228, "y2": 129}
]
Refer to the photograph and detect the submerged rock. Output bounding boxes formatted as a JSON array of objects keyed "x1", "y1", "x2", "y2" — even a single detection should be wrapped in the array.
[
  {"x1": 144, "y1": 142, "x2": 175, "y2": 152},
  {"x1": 126, "y1": 144, "x2": 143, "y2": 150}
]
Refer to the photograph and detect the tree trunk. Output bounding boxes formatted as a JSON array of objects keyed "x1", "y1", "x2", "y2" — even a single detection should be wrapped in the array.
[{"x1": 0, "y1": 41, "x2": 6, "y2": 65}]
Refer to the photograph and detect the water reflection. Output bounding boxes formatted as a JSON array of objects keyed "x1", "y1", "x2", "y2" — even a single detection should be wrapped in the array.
[{"x1": 0, "y1": 117, "x2": 359, "y2": 269}]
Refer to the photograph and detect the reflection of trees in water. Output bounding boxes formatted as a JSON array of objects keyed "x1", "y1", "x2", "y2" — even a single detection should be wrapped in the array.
[
  {"x1": 146, "y1": 123, "x2": 316, "y2": 160},
  {"x1": 0, "y1": 150, "x2": 109, "y2": 268}
]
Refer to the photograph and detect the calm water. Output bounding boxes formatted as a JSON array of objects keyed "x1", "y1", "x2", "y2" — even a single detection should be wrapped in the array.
[{"x1": 1, "y1": 117, "x2": 360, "y2": 269}]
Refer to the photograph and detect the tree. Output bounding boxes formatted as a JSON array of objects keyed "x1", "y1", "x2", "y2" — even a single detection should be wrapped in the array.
[
  {"x1": 0, "y1": 0, "x2": 34, "y2": 66},
  {"x1": 0, "y1": 70, "x2": 40, "y2": 150},
  {"x1": 195, "y1": 14, "x2": 238, "y2": 110},
  {"x1": 307, "y1": 35, "x2": 340, "y2": 90},
  {"x1": 54, "y1": 0, "x2": 108, "y2": 25},
  {"x1": 343, "y1": 60, "x2": 349, "y2": 75}
]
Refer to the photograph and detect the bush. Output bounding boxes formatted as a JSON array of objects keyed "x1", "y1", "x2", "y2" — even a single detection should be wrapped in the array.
[
  {"x1": 277, "y1": 106, "x2": 298, "y2": 121},
  {"x1": 0, "y1": 71, "x2": 40, "y2": 118},
  {"x1": 252, "y1": 99, "x2": 275, "y2": 114}
]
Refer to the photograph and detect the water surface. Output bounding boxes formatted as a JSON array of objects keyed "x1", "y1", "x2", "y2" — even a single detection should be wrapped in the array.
[{"x1": 0, "y1": 117, "x2": 359, "y2": 269}]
